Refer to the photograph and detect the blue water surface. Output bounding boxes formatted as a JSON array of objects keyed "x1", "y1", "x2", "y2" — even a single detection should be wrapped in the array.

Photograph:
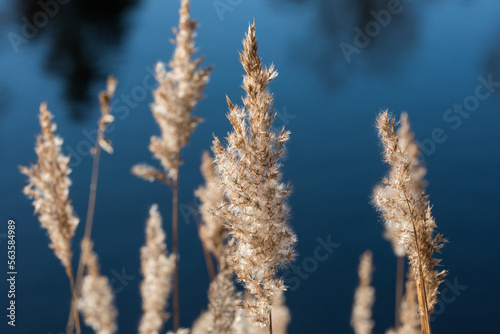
[{"x1": 0, "y1": 0, "x2": 499, "y2": 333}]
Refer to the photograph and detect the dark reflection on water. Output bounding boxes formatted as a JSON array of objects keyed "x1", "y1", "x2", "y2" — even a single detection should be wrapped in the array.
[
  {"x1": 272, "y1": 0, "x2": 419, "y2": 87},
  {"x1": 1, "y1": 0, "x2": 499, "y2": 333},
  {"x1": 14, "y1": 0, "x2": 138, "y2": 120}
]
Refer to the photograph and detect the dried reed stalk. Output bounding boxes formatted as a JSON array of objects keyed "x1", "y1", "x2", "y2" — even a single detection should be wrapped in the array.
[
  {"x1": 78, "y1": 240, "x2": 117, "y2": 334},
  {"x1": 68, "y1": 75, "x2": 117, "y2": 334},
  {"x1": 212, "y1": 22, "x2": 297, "y2": 331},
  {"x1": 20, "y1": 102, "x2": 81, "y2": 333},
  {"x1": 351, "y1": 251, "x2": 375, "y2": 334},
  {"x1": 373, "y1": 111, "x2": 447, "y2": 334},
  {"x1": 132, "y1": 1, "x2": 212, "y2": 329}
]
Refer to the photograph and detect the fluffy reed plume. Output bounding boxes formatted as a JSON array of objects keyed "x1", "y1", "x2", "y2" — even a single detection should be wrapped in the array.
[
  {"x1": 195, "y1": 151, "x2": 226, "y2": 263},
  {"x1": 351, "y1": 251, "x2": 375, "y2": 334},
  {"x1": 132, "y1": 0, "x2": 212, "y2": 184},
  {"x1": 132, "y1": 1, "x2": 212, "y2": 329},
  {"x1": 372, "y1": 111, "x2": 447, "y2": 334},
  {"x1": 139, "y1": 205, "x2": 176, "y2": 334},
  {"x1": 207, "y1": 263, "x2": 239, "y2": 334},
  {"x1": 78, "y1": 240, "x2": 117, "y2": 334},
  {"x1": 212, "y1": 22, "x2": 297, "y2": 330},
  {"x1": 20, "y1": 103, "x2": 79, "y2": 275}
]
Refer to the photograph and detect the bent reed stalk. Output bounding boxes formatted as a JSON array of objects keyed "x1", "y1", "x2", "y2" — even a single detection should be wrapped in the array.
[{"x1": 67, "y1": 76, "x2": 117, "y2": 334}]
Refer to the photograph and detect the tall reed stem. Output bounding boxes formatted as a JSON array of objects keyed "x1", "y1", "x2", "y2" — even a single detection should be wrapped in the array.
[
  {"x1": 66, "y1": 267, "x2": 81, "y2": 334},
  {"x1": 67, "y1": 145, "x2": 102, "y2": 334},
  {"x1": 194, "y1": 213, "x2": 216, "y2": 281},
  {"x1": 406, "y1": 195, "x2": 431, "y2": 334},
  {"x1": 268, "y1": 311, "x2": 273, "y2": 334},
  {"x1": 395, "y1": 255, "x2": 404, "y2": 328},
  {"x1": 172, "y1": 174, "x2": 180, "y2": 332}
]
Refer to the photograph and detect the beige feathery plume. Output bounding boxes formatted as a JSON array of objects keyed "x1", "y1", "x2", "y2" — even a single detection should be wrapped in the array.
[
  {"x1": 195, "y1": 151, "x2": 226, "y2": 262},
  {"x1": 372, "y1": 111, "x2": 447, "y2": 334},
  {"x1": 212, "y1": 22, "x2": 297, "y2": 329},
  {"x1": 351, "y1": 251, "x2": 375, "y2": 334},
  {"x1": 207, "y1": 263, "x2": 239, "y2": 334},
  {"x1": 383, "y1": 112, "x2": 425, "y2": 258},
  {"x1": 20, "y1": 103, "x2": 79, "y2": 275},
  {"x1": 139, "y1": 205, "x2": 176, "y2": 334},
  {"x1": 78, "y1": 240, "x2": 117, "y2": 334},
  {"x1": 133, "y1": 0, "x2": 212, "y2": 183}
]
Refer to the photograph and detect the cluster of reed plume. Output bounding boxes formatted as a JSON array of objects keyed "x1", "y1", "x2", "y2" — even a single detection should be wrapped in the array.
[{"x1": 20, "y1": 0, "x2": 447, "y2": 333}]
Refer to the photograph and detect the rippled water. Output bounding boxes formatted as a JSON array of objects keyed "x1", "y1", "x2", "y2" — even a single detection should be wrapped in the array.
[{"x1": 0, "y1": 0, "x2": 499, "y2": 333}]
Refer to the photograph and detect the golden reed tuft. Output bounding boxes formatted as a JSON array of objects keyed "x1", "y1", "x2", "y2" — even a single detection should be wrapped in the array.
[
  {"x1": 139, "y1": 205, "x2": 176, "y2": 334},
  {"x1": 133, "y1": 0, "x2": 212, "y2": 184},
  {"x1": 212, "y1": 22, "x2": 297, "y2": 330},
  {"x1": 78, "y1": 240, "x2": 117, "y2": 334},
  {"x1": 20, "y1": 103, "x2": 79, "y2": 277}
]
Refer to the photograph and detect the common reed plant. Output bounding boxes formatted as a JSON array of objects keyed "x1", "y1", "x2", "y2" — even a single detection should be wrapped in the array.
[
  {"x1": 211, "y1": 22, "x2": 297, "y2": 331},
  {"x1": 67, "y1": 75, "x2": 118, "y2": 334},
  {"x1": 351, "y1": 251, "x2": 375, "y2": 334},
  {"x1": 372, "y1": 111, "x2": 447, "y2": 334},
  {"x1": 139, "y1": 205, "x2": 176, "y2": 334},
  {"x1": 20, "y1": 102, "x2": 81, "y2": 333},
  {"x1": 132, "y1": 0, "x2": 212, "y2": 329}
]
